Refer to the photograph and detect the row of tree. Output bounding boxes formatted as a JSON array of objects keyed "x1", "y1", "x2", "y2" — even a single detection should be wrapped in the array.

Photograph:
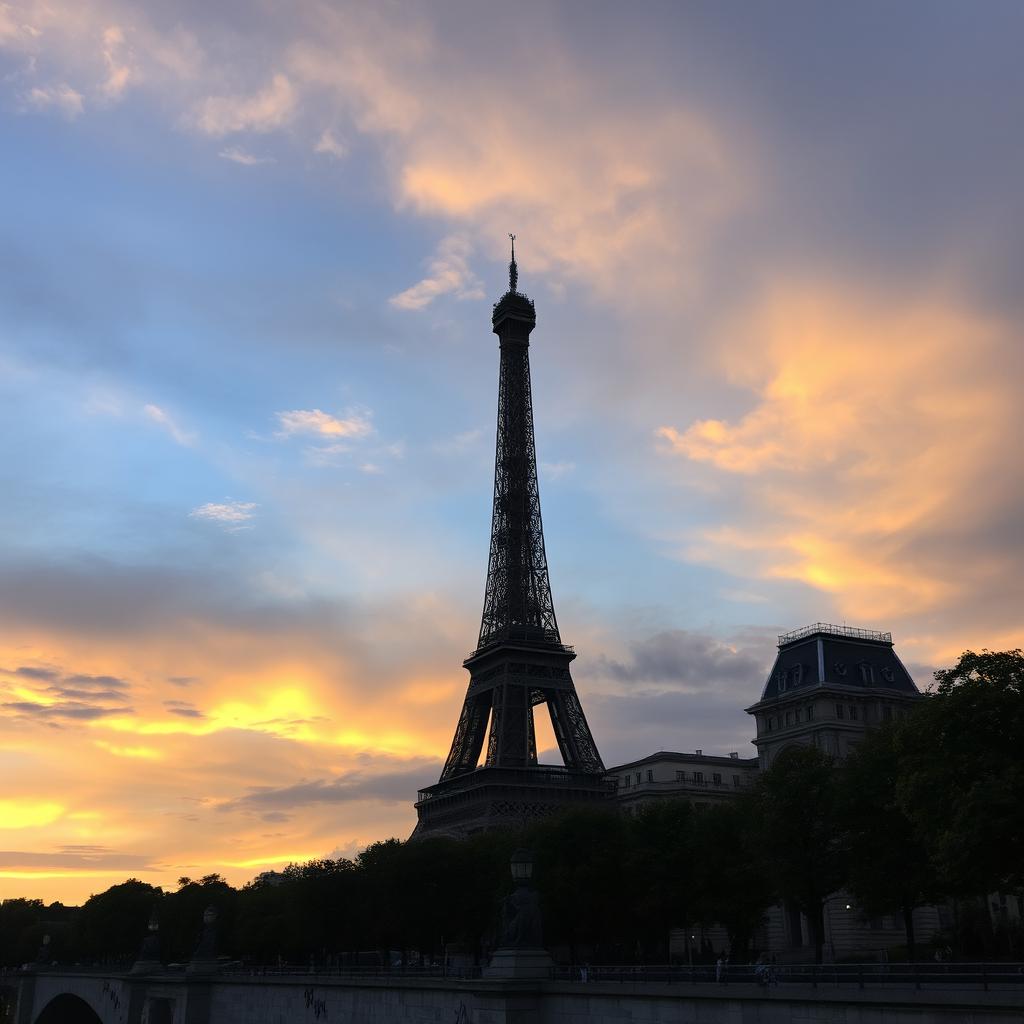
[{"x1": 2, "y1": 649, "x2": 1021, "y2": 968}]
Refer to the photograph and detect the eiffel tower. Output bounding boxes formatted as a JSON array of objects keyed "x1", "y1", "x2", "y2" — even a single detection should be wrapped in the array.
[{"x1": 413, "y1": 239, "x2": 609, "y2": 838}]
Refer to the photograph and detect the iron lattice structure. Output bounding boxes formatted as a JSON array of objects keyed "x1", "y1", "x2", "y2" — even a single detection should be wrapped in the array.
[
  {"x1": 477, "y1": 288, "x2": 558, "y2": 650},
  {"x1": 432, "y1": 250, "x2": 606, "y2": 796}
]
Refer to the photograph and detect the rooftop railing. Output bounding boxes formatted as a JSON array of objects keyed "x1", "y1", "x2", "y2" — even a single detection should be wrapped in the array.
[{"x1": 778, "y1": 623, "x2": 892, "y2": 646}]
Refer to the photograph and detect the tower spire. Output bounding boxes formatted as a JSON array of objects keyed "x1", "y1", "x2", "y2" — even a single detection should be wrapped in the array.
[{"x1": 508, "y1": 232, "x2": 518, "y2": 294}]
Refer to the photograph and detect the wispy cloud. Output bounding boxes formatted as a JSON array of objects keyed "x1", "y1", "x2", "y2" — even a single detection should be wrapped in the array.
[
  {"x1": 540, "y1": 461, "x2": 575, "y2": 481},
  {"x1": 218, "y1": 146, "x2": 273, "y2": 166},
  {"x1": 313, "y1": 128, "x2": 346, "y2": 159},
  {"x1": 389, "y1": 234, "x2": 483, "y2": 310},
  {"x1": 99, "y1": 25, "x2": 132, "y2": 99},
  {"x1": 194, "y1": 72, "x2": 296, "y2": 136},
  {"x1": 143, "y1": 403, "x2": 196, "y2": 447},
  {"x1": 24, "y1": 82, "x2": 82, "y2": 117},
  {"x1": 189, "y1": 501, "x2": 257, "y2": 529},
  {"x1": 275, "y1": 408, "x2": 372, "y2": 440}
]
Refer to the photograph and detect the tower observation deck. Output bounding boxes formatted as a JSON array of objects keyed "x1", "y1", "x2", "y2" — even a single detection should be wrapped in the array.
[{"x1": 413, "y1": 241, "x2": 610, "y2": 838}]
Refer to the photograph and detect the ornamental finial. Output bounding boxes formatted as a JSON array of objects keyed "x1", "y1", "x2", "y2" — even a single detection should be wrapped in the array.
[{"x1": 508, "y1": 233, "x2": 518, "y2": 293}]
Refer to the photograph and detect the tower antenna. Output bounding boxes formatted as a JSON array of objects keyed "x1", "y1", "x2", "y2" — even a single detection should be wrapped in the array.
[{"x1": 508, "y1": 233, "x2": 518, "y2": 293}]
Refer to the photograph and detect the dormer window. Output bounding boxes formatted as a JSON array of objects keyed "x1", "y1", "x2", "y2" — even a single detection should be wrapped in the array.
[
  {"x1": 858, "y1": 662, "x2": 875, "y2": 685},
  {"x1": 791, "y1": 663, "x2": 803, "y2": 686}
]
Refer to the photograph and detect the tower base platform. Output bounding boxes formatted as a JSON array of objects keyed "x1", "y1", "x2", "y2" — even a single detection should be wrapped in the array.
[{"x1": 411, "y1": 765, "x2": 613, "y2": 840}]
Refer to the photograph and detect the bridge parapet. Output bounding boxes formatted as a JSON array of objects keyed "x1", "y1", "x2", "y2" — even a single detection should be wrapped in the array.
[{"x1": 12, "y1": 965, "x2": 1024, "y2": 1024}]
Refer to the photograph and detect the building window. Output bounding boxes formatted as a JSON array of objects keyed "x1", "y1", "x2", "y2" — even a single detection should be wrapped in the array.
[
  {"x1": 882, "y1": 706, "x2": 893, "y2": 721},
  {"x1": 694, "y1": 771, "x2": 704, "y2": 784},
  {"x1": 732, "y1": 775, "x2": 741, "y2": 788},
  {"x1": 712, "y1": 773, "x2": 722, "y2": 785},
  {"x1": 646, "y1": 769, "x2": 654, "y2": 783},
  {"x1": 849, "y1": 705, "x2": 859, "y2": 721},
  {"x1": 676, "y1": 770, "x2": 685, "y2": 782},
  {"x1": 785, "y1": 711, "x2": 792, "y2": 726},
  {"x1": 795, "y1": 709, "x2": 802, "y2": 723},
  {"x1": 859, "y1": 662, "x2": 875, "y2": 685},
  {"x1": 623, "y1": 776, "x2": 630, "y2": 788},
  {"x1": 636, "y1": 772, "x2": 642, "y2": 785},
  {"x1": 767, "y1": 716, "x2": 774, "y2": 731},
  {"x1": 835, "y1": 704, "x2": 845, "y2": 719},
  {"x1": 806, "y1": 705, "x2": 814, "y2": 721}
]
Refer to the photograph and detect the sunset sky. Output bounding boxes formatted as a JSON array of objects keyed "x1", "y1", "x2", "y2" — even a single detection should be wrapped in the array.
[{"x1": 2, "y1": 0, "x2": 1023, "y2": 905}]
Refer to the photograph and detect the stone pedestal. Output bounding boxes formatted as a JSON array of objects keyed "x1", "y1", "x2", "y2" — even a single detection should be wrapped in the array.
[{"x1": 485, "y1": 947, "x2": 554, "y2": 979}]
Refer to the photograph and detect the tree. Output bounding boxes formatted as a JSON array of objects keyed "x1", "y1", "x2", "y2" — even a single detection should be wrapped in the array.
[
  {"x1": 895, "y1": 649, "x2": 1024, "y2": 898},
  {"x1": 76, "y1": 880, "x2": 162, "y2": 961},
  {"x1": 838, "y1": 722, "x2": 942, "y2": 960},
  {"x1": 627, "y1": 800, "x2": 698, "y2": 961},
  {"x1": 690, "y1": 798, "x2": 774, "y2": 961},
  {"x1": 532, "y1": 807, "x2": 634, "y2": 961},
  {"x1": 753, "y1": 745, "x2": 847, "y2": 963},
  {"x1": 0, "y1": 899, "x2": 46, "y2": 967},
  {"x1": 160, "y1": 874, "x2": 237, "y2": 962}
]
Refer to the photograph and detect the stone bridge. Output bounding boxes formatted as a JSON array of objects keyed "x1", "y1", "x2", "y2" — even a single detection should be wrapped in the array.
[{"x1": 9, "y1": 967, "x2": 1024, "y2": 1024}]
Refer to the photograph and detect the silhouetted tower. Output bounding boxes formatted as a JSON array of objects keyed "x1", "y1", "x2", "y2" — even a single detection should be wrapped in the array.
[{"x1": 413, "y1": 239, "x2": 608, "y2": 837}]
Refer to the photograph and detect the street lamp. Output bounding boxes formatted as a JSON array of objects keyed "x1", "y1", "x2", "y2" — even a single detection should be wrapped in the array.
[{"x1": 510, "y1": 849, "x2": 534, "y2": 884}]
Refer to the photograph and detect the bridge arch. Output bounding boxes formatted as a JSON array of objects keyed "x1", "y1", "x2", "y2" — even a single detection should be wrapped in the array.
[{"x1": 35, "y1": 992, "x2": 104, "y2": 1024}]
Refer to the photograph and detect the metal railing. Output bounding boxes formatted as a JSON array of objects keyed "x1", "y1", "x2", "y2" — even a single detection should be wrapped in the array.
[
  {"x1": 552, "y1": 961, "x2": 1024, "y2": 991},
  {"x1": 16, "y1": 960, "x2": 1024, "y2": 992},
  {"x1": 778, "y1": 623, "x2": 892, "y2": 646},
  {"x1": 468, "y1": 628, "x2": 574, "y2": 661}
]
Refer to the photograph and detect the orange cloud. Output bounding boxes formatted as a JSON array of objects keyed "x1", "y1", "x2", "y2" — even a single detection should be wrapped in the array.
[{"x1": 659, "y1": 279, "x2": 1018, "y2": 636}]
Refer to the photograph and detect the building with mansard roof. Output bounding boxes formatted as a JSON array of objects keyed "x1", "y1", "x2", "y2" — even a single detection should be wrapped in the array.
[{"x1": 745, "y1": 622, "x2": 923, "y2": 768}]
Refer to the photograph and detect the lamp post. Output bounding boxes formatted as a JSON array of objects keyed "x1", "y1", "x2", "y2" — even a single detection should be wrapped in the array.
[{"x1": 485, "y1": 849, "x2": 553, "y2": 979}]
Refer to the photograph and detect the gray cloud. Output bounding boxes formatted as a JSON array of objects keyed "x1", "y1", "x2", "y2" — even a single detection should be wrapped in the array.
[
  {"x1": 14, "y1": 666, "x2": 59, "y2": 681},
  {"x1": 0, "y1": 848, "x2": 156, "y2": 871},
  {"x1": 596, "y1": 629, "x2": 769, "y2": 691},
  {"x1": 224, "y1": 761, "x2": 443, "y2": 813},
  {"x1": 2, "y1": 700, "x2": 132, "y2": 721},
  {"x1": 260, "y1": 811, "x2": 292, "y2": 823},
  {"x1": 163, "y1": 699, "x2": 204, "y2": 718},
  {"x1": 63, "y1": 674, "x2": 129, "y2": 690}
]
